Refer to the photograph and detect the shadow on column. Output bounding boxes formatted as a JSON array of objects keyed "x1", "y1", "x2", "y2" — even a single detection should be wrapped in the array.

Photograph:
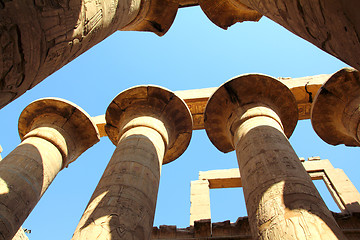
[
  {"x1": 240, "y1": 125, "x2": 346, "y2": 239},
  {"x1": 74, "y1": 134, "x2": 161, "y2": 239},
  {"x1": 0, "y1": 143, "x2": 45, "y2": 239}
]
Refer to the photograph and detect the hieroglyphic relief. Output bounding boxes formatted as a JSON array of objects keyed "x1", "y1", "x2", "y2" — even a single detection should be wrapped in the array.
[
  {"x1": 0, "y1": 18, "x2": 25, "y2": 108},
  {"x1": 184, "y1": 98, "x2": 207, "y2": 129},
  {"x1": 0, "y1": 0, "x2": 141, "y2": 108},
  {"x1": 298, "y1": 103, "x2": 311, "y2": 120}
]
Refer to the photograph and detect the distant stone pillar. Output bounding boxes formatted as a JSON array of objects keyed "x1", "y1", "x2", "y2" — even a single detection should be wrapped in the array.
[
  {"x1": 72, "y1": 86, "x2": 192, "y2": 240},
  {"x1": 0, "y1": 0, "x2": 179, "y2": 109},
  {"x1": 190, "y1": 180, "x2": 211, "y2": 225},
  {"x1": 234, "y1": 0, "x2": 360, "y2": 70},
  {"x1": 0, "y1": 98, "x2": 100, "y2": 240},
  {"x1": 311, "y1": 68, "x2": 360, "y2": 147},
  {"x1": 204, "y1": 74, "x2": 346, "y2": 239}
]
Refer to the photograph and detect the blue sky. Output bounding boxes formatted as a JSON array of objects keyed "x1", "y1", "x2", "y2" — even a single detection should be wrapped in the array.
[{"x1": 0, "y1": 6, "x2": 358, "y2": 239}]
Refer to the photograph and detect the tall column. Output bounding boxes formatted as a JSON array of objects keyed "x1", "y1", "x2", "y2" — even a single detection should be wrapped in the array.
[
  {"x1": 200, "y1": 0, "x2": 360, "y2": 70},
  {"x1": 72, "y1": 85, "x2": 193, "y2": 239},
  {"x1": 311, "y1": 68, "x2": 360, "y2": 147},
  {"x1": 0, "y1": 98, "x2": 100, "y2": 239},
  {"x1": 0, "y1": 0, "x2": 179, "y2": 109},
  {"x1": 204, "y1": 74, "x2": 346, "y2": 239}
]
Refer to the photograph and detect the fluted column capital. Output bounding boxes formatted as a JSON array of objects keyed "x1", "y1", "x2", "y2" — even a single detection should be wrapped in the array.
[
  {"x1": 311, "y1": 68, "x2": 360, "y2": 146},
  {"x1": 105, "y1": 85, "x2": 193, "y2": 164},
  {"x1": 18, "y1": 98, "x2": 100, "y2": 168},
  {"x1": 204, "y1": 74, "x2": 298, "y2": 153}
]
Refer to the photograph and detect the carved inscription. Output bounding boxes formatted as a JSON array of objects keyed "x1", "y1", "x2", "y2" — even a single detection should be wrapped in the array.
[{"x1": 0, "y1": 20, "x2": 25, "y2": 108}]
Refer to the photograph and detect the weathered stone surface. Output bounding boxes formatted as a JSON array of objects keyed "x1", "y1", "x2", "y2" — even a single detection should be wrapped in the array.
[
  {"x1": 237, "y1": 0, "x2": 360, "y2": 70},
  {"x1": 311, "y1": 68, "x2": 360, "y2": 146},
  {"x1": 0, "y1": 0, "x2": 179, "y2": 109},
  {"x1": 93, "y1": 73, "x2": 331, "y2": 135},
  {"x1": 198, "y1": 0, "x2": 262, "y2": 29},
  {"x1": 0, "y1": 98, "x2": 99, "y2": 239},
  {"x1": 190, "y1": 180, "x2": 211, "y2": 225},
  {"x1": 204, "y1": 74, "x2": 346, "y2": 239},
  {"x1": 72, "y1": 85, "x2": 192, "y2": 240},
  {"x1": 11, "y1": 227, "x2": 29, "y2": 240},
  {"x1": 151, "y1": 215, "x2": 360, "y2": 239},
  {"x1": 191, "y1": 158, "x2": 360, "y2": 224}
]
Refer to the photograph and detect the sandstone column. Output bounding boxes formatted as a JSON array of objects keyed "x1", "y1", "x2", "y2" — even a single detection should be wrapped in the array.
[
  {"x1": 0, "y1": 98, "x2": 100, "y2": 239},
  {"x1": 72, "y1": 85, "x2": 192, "y2": 239},
  {"x1": 0, "y1": 0, "x2": 179, "y2": 109},
  {"x1": 199, "y1": 0, "x2": 360, "y2": 70},
  {"x1": 204, "y1": 74, "x2": 346, "y2": 239},
  {"x1": 311, "y1": 68, "x2": 360, "y2": 147}
]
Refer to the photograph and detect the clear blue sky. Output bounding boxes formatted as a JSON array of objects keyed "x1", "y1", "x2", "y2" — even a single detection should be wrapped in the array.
[{"x1": 0, "y1": 6, "x2": 357, "y2": 239}]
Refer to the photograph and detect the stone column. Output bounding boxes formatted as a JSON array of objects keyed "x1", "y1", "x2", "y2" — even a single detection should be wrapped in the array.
[
  {"x1": 311, "y1": 68, "x2": 360, "y2": 147},
  {"x1": 200, "y1": 0, "x2": 360, "y2": 70},
  {"x1": 0, "y1": 98, "x2": 100, "y2": 239},
  {"x1": 0, "y1": 0, "x2": 179, "y2": 109},
  {"x1": 72, "y1": 85, "x2": 192, "y2": 240},
  {"x1": 190, "y1": 180, "x2": 211, "y2": 225},
  {"x1": 204, "y1": 74, "x2": 346, "y2": 239}
]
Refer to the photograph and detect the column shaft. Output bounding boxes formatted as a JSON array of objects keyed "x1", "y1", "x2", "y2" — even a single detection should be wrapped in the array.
[
  {"x1": 233, "y1": 106, "x2": 345, "y2": 239},
  {"x1": 0, "y1": 98, "x2": 100, "y2": 239},
  {"x1": 0, "y1": 136, "x2": 63, "y2": 239},
  {"x1": 0, "y1": 0, "x2": 142, "y2": 108},
  {"x1": 72, "y1": 125, "x2": 165, "y2": 239},
  {"x1": 238, "y1": 0, "x2": 360, "y2": 70}
]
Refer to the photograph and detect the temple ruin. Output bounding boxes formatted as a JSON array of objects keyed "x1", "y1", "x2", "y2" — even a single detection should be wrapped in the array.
[
  {"x1": 0, "y1": 68, "x2": 359, "y2": 239},
  {"x1": 1, "y1": 0, "x2": 360, "y2": 239}
]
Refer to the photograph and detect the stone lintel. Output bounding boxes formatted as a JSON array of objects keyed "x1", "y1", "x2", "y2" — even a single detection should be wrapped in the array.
[
  {"x1": 94, "y1": 73, "x2": 330, "y2": 136},
  {"x1": 195, "y1": 158, "x2": 360, "y2": 215},
  {"x1": 199, "y1": 169, "x2": 241, "y2": 189}
]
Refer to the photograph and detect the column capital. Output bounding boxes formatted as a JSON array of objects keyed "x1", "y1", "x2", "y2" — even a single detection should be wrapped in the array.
[
  {"x1": 311, "y1": 68, "x2": 360, "y2": 146},
  {"x1": 105, "y1": 85, "x2": 193, "y2": 164},
  {"x1": 120, "y1": 0, "x2": 179, "y2": 36},
  {"x1": 18, "y1": 98, "x2": 100, "y2": 168},
  {"x1": 198, "y1": 0, "x2": 262, "y2": 29},
  {"x1": 204, "y1": 74, "x2": 298, "y2": 153}
]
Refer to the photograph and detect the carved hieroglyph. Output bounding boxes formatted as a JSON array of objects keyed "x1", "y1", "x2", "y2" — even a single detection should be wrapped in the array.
[
  {"x1": 0, "y1": 98, "x2": 99, "y2": 239},
  {"x1": 72, "y1": 86, "x2": 192, "y2": 240},
  {"x1": 204, "y1": 74, "x2": 346, "y2": 239},
  {"x1": 0, "y1": 0, "x2": 178, "y2": 109}
]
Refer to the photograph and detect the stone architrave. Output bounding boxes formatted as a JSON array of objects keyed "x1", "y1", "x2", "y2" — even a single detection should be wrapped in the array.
[
  {"x1": 0, "y1": 98, "x2": 100, "y2": 239},
  {"x1": 204, "y1": 74, "x2": 346, "y2": 239},
  {"x1": 0, "y1": 0, "x2": 179, "y2": 109},
  {"x1": 311, "y1": 68, "x2": 360, "y2": 147},
  {"x1": 72, "y1": 86, "x2": 192, "y2": 240},
  {"x1": 218, "y1": 0, "x2": 360, "y2": 71}
]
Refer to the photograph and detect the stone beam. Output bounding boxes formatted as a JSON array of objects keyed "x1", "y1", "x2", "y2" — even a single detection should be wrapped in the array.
[
  {"x1": 93, "y1": 73, "x2": 330, "y2": 136},
  {"x1": 195, "y1": 159, "x2": 360, "y2": 215}
]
